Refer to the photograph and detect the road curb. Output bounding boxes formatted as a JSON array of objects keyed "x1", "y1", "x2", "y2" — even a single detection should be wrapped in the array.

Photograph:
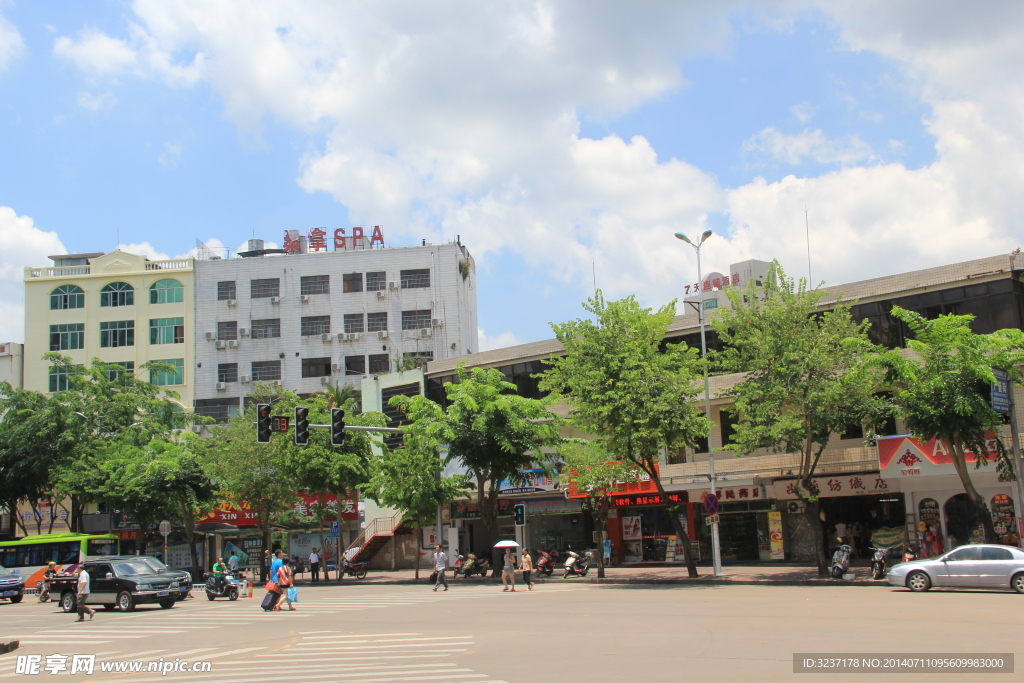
[{"x1": 294, "y1": 576, "x2": 892, "y2": 587}]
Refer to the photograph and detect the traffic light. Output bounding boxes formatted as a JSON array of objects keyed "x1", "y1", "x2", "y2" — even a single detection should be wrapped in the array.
[
  {"x1": 256, "y1": 403, "x2": 272, "y2": 443},
  {"x1": 331, "y1": 408, "x2": 346, "y2": 446},
  {"x1": 513, "y1": 503, "x2": 526, "y2": 526},
  {"x1": 294, "y1": 406, "x2": 310, "y2": 445}
]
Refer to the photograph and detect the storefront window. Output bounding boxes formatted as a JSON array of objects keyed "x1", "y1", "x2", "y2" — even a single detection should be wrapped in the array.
[
  {"x1": 991, "y1": 494, "x2": 1018, "y2": 546},
  {"x1": 918, "y1": 498, "x2": 944, "y2": 558},
  {"x1": 531, "y1": 514, "x2": 590, "y2": 557}
]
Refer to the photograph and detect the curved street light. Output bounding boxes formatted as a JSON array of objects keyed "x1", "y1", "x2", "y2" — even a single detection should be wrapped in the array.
[{"x1": 674, "y1": 230, "x2": 722, "y2": 577}]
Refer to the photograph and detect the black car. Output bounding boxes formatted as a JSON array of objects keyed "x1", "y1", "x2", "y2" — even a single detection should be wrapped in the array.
[
  {"x1": 0, "y1": 564, "x2": 25, "y2": 603},
  {"x1": 103, "y1": 555, "x2": 192, "y2": 600},
  {"x1": 50, "y1": 559, "x2": 180, "y2": 612}
]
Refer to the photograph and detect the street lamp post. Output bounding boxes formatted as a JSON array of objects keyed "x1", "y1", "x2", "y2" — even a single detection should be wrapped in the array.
[{"x1": 674, "y1": 230, "x2": 722, "y2": 577}]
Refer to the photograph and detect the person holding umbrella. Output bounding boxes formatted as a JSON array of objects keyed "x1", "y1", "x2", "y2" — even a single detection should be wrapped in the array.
[{"x1": 494, "y1": 540, "x2": 520, "y2": 592}]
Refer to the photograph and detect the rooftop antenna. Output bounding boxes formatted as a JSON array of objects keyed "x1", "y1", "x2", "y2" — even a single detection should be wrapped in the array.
[{"x1": 804, "y1": 205, "x2": 812, "y2": 287}]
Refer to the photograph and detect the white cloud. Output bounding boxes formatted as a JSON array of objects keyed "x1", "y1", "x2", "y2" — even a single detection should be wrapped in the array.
[
  {"x1": 158, "y1": 142, "x2": 182, "y2": 168},
  {"x1": 790, "y1": 101, "x2": 816, "y2": 123},
  {"x1": 0, "y1": 207, "x2": 66, "y2": 344},
  {"x1": 743, "y1": 127, "x2": 877, "y2": 165},
  {"x1": 478, "y1": 328, "x2": 523, "y2": 352},
  {"x1": 76, "y1": 90, "x2": 117, "y2": 111},
  {"x1": 0, "y1": 8, "x2": 24, "y2": 71},
  {"x1": 46, "y1": 2, "x2": 1024, "y2": 333},
  {"x1": 117, "y1": 241, "x2": 170, "y2": 261}
]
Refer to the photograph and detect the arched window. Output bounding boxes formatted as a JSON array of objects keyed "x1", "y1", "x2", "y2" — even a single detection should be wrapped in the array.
[
  {"x1": 100, "y1": 282, "x2": 134, "y2": 307},
  {"x1": 50, "y1": 284, "x2": 84, "y2": 310},
  {"x1": 150, "y1": 279, "x2": 184, "y2": 304}
]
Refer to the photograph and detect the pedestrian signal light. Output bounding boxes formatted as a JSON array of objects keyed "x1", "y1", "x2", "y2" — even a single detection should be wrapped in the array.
[
  {"x1": 256, "y1": 403, "x2": 272, "y2": 443},
  {"x1": 331, "y1": 408, "x2": 346, "y2": 446},
  {"x1": 513, "y1": 503, "x2": 526, "y2": 526},
  {"x1": 294, "y1": 406, "x2": 310, "y2": 445}
]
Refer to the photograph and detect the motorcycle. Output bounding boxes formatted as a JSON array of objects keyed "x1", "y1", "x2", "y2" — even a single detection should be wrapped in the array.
[
  {"x1": 870, "y1": 546, "x2": 888, "y2": 580},
  {"x1": 830, "y1": 543, "x2": 852, "y2": 579},
  {"x1": 459, "y1": 554, "x2": 490, "y2": 578},
  {"x1": 535, "y1": 550, "x2": 557, "y2": 577},
  {"x1": 340, "y1": 558, "x2": 368, "y2": 580},
  {"x1": 902, "y1": 545, "x2": 918, "y2": 563},
  {"x1": 36, "y1": 580, "x2": 50, "y2": 603},
  {"x1": 204, "y1": 571, "x2": 240, "y2": 601},
  {"x1": 562, "y1": 550, "x2": 593, "y2": 578}
]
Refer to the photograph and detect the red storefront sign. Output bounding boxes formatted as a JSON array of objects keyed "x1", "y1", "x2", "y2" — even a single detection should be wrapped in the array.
[
  {"x1": 569, "y1": 464, "x2": 660, "y2": 499},
  {"x1": 611, "y1": 491, "x2": 688, "y2": 508},
  {"x1": 197, "y1": 493, "x2": 358, "y2": 526},
  {"x1": 878, "y1": 433, "x2": 1000, "y2": 478}
]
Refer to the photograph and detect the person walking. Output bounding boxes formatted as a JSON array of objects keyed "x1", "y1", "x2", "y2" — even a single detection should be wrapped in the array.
[
  {"x1": 501, "y1": 548, "x2": 516, "y2": 592},
  {"x1": 519, "y1": 549, "x2": 534, "y2": 591},
  {"x1": 75, "y1": 566, "x2": 94, "y2": 622},
  {"x1": 309, "y1": 548, "x2": 320, "y2": 583},
  {"x1": 274, "y1": 559, "x2": 296, "y2": 611},
  {"x1": 227, "y1": 551, "x2": 240, "y2": 577},
  {"x1": 432, "y1": 544, "x2": 449, "y2": 592}
]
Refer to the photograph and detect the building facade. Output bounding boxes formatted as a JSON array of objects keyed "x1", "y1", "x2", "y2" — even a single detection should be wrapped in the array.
[
  {"x1": 0, "y1": 341, "x2": 24, "y2": 390},
  {"x1": 416, "y1": 252, "x2": 1024, "y2": 565},
  {"x1": 22, "y1": 251, "x2": 195, "y2": 407},
  {"x1": 192, "y1": 239, "x2": 477, "y2": 422}
]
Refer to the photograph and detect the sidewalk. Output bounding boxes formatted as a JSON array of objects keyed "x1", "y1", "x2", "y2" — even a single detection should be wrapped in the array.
[{"x1": 293, "y1": 562, "x2": 890, "y2": 587}]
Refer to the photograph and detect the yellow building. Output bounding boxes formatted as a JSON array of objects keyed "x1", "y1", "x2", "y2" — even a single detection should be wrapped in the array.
[{"x1": 23, "y1": 250, "x2": 195, "y2": 409}]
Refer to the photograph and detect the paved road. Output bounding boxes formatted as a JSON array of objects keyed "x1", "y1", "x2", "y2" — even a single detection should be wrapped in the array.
[{"x1": 1, "y1": 580, "x2": 1020, "y2": 682}]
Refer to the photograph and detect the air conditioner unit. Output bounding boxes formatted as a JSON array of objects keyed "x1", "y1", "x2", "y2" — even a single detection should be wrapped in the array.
[
  {"x1": 215, "y1": 382, "x2": 227, "y2": 390},
  {"x1": 270, "y1": 296, "x2": 281, "y2": 304},
  {"x1": 227, "y1": 340, "x2": 239, "y2": 348},
  {"x1": 321, "y1": 333, "x2": 332, "y2": 342},
  {"x1": 299, "y1": 294, "x2": 310, "y2": 302},
  {"x1": 240, "y1": 375, "x2": 251, "y2": 383},
  {"x1": 388, "y1": 281, "x2": 399, "y2": 290},
  {"x1": 191, "y1": 424, "x2": 203, "y2": 433},
  {"x1": 273, "y1": 379, "x2": 283, "y2": 387},
  {"x1": 377, "y1": 330, "x2": 389, "y2": 339},
  {"x1": 226, "y1": 299, "x2": 237, "y2": 307},
  {"x1": 376, "y1": 290, "x2": 386, "y2": 299},
  {"x1": 335, "y1": 333, "x2": 347, "y2": 342},
  {"x1": 331, "y1": 362, "x2": 342, "y2": 371},
  {"x1": 239, "y1": 327, "x2": 249, "y2": 337},
  {"x1": 215, "y1": 340, "x2": 227, "y2": 349},
  {"x1": 349, "y1": 333, "x2": 361, "y2": 342},
  {"x1": 320, "y1": 376, "x2": 331, "y2": 384},
  {"x1": 431, "y1": 318, "x2": 443, "y2": 327},
  {"x1": 419, "y1": 328, "x2": 431, "y2": 337},
  {"x1": 787, "y1": 500, "x2": 806, "y2": 514},
  {"x1": 205, "y1": 332, "x2": 215, "y2": 341}
]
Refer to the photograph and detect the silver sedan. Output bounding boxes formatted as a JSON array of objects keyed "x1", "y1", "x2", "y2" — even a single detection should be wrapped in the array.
[{"x1": 887, "y1": 545, "x2": 1024, "y2": 592}]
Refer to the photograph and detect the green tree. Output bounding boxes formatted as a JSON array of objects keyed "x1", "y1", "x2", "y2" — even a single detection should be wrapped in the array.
[
  {"x1": 713, "y1": 263, "x2": 889, "y2": 577},
  {"x1": 363, "y1": 406, "x2": 467, "y2": 579},
  {"x1": 557, "y1": 440, "x2": 639, "y2": 578},
  {"x1": 882, "y1": 307, "x2": 1024, "y2": 543},
  {"x1": 395, "y1": 366, "x2": 562, "y2": 571},
  {"x1": 542, "y1": 293, "x2": 712, "y2": 578}
]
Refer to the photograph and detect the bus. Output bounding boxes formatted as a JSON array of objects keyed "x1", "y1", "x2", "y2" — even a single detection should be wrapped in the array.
[{"x1": 0, "y1": 533, "x2": 120, "y2": 587}]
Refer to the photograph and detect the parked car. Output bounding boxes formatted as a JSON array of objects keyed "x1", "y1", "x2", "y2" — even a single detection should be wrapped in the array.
[
  {"x1": 103, "y1": 555, "x2": 192, "y2": 600},
  {"x1": 0, "y1": 564, "x2": 25, "y2": 603},
  {"x1": 49, "y1": 559, "x2": 181, "y2": 612},
  {"x1": 887, "y1": 544, "x2": 1024, "y2": 592}
]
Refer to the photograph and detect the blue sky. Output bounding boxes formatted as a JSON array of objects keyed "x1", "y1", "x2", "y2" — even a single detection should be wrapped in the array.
[{"x1": 1, "y1": 1, "x2": 1022, "y2": 346}]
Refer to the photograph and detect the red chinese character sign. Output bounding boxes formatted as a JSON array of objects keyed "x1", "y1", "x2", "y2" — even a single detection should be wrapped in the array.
[
  {"x1": 877, "y1": 433, "x2": 1001, "y2": 478},
  {"x1": 283, "y1": 229, "x2": 301, "y2": 254},
  {"x1": 307, "y1": 227, "x2": 328, "y2": 252}
]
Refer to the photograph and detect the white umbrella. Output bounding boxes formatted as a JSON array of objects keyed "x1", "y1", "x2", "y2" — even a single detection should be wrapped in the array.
[{"x1": 493, "y1": 540, "x2": 520, "y2": 548}]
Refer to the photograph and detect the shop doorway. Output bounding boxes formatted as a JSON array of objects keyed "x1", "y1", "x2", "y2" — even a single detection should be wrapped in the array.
[
  {"x1": 818, "y1": 494, "x2": 905, "y2": 558},
  {"x1": 943, "y1": 494, "x2": 981, "y2": 548}
]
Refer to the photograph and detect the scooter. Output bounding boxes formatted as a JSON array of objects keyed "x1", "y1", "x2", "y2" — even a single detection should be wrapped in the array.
[
  {"x1": 204, "y1": 571, "x2": 239, "y2": 600},
  {"x1": 830, "y1": 543, "x2": 852, "y2": 579},
  {"x1": 870, "y1": 546, "x2": 887, "y2": 580},
  {"x1": 535, "y1": 550, "x2": 556, "y2": 577},
  {"x1": 563, "y1": 550, "x2": 592, "y2": 578},
  {"x1": 459, "y1": 554, "x2": 490, "y2": 578},
  {"x1": 36, "y1": 580, "x2": 50, "y2": 603},
  {"x1": 902, "y1": 545, "x2": 918, "y2": 563}
]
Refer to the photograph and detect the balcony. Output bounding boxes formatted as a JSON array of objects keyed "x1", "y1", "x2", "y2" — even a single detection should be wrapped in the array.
[{"x1": 25, "y1": 258, "x2": 192, "y2": 279}]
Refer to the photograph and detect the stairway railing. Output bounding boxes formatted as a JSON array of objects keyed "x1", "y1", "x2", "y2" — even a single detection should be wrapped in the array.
[{"x1": 344, "y1": 510, "x2": 406, "y2": 559}]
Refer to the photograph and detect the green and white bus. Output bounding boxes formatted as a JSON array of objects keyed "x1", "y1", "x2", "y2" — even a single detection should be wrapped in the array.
[{"x1": 0, "y1": 533, "x2": 120, "y2": 586}]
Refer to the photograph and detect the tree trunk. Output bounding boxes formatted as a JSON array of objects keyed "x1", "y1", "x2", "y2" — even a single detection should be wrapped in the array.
[
  {"x1": 648, "y1": 464, "x2": 698, "y2": 578},
  {"x1": 178, "y1": 493, "x2": 201, "y2": 583},
  {"x1": 594, "y1": 498, "x2": 608, "y2": 579},
  {"x1": 808, "y1": 498, "x2": 828, "y2": 578},
  {"x1": 475, "y1": 475, "x2": 501, "y2": 577},
  {"x1": 415, "y1": 538, "x2": 421, "y2": 580},
  {"x1": 950, "y1": 434, "x2": 998, "y2": 543}
]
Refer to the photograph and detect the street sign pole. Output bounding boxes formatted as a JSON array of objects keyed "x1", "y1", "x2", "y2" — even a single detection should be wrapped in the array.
[{"x1": 158, "y1": 520, "x2": 171, "y2": 566}]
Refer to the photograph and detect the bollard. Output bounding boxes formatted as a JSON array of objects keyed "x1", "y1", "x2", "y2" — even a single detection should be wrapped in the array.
[{"x1": 247, "y1": 580, "x2": 254, "y2": 598}]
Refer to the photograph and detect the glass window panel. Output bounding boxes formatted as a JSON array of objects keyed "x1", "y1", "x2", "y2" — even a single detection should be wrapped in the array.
[
  {"x1": 151, "y1": 359, "x2": 184, "y2": 386},
  {"x1": 250, "y1": 278, "x2": 280, "y2": 298},
  {"x1": 251, "y1": 360, "x2": 282, "y2": 381},
  {"x1": 49, "y1": 323, "x2": 84, "y2": 350},
  {"x1": 150, "y1": 317, "x2": 185, "y2": 344},
  {"x1": 149, "y1": 279, "x2": 184, "y2": 304},
  {"x1": 50, "y1": 285, "x2": 84, "y2": 310},
  {"x1": 344, "y1": 355, "x2": 365, "y2": 375},
  {"x1": 366, "y1": 271, "x2": 386, "y2": 291},
  {"x1": 217, "y1": 281, "x2": 236, "y2": 300},
  {"x1": 100, "y1": 320, "x2": 134, "y2": 348},
  {"x1": 342, "y1": 273, "x2": 363, "y2": 293},
  {"x1": 344, "y1": 314, "x2": 365, "y2": 333},
  {"x1": 401, "y1": 309, "x2": 431, "y2": 330},
  {"x1": 251, "y1": 318, "x2": 281, "y2": 339},
  {"x1": 367, "y1": 312, "x2": 388, "y2": 332},
  {"x1": 217, "y1": 363, "x2": 238, "y2": 383},
  {"x1": 100, "y1": 282, "x2": 134, "y2": 307},
  {"x1": 301, "y1": 275, "x2": 330, "y2": 295},
  {"x1": 301, "y1": 357, "x2": 332, "y2": 378},
  {"x1": 300, "y1": 316, "x2": 331, "y2": 336},
  {"x1": 217, "y1": 321, "x2": 238, "y2": 341},
  {"x1": 368, "y1": 353, "x2": 390, "y2": 374},
  {"x1": 400, "y1": 269, "x2": 430, "y2": 289},
  {"x1": 989, "y1": 293, "x2": 1017, "y2": 331}
]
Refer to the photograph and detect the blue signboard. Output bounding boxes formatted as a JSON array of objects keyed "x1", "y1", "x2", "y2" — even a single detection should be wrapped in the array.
[
  {"x1": 992, "y1": 368, "x2": 1011, "y2": 415},
  {"x1": 330, "y1": 521, "x2": 340, "y2": 538}
]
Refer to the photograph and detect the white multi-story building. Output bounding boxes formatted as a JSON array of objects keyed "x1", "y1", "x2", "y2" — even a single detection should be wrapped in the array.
[
  {"x1": 0, "y1": 342, "x2": 24, "y2": 390},
  {"x1": 192, "y1": 237, "x2": 477, "y2": 421}
]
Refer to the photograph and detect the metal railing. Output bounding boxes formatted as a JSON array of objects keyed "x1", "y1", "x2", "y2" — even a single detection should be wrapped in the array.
[
  {"x1": 344, "y1": 510, "x2": 405, "y2": 557},
  {"x1": 25, "y1": 259, "x2": 192, "y2": 279}
]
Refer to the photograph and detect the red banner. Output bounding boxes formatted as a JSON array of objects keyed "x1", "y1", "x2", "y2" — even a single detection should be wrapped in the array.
[
  {"x1": 878, "y1": 433, "x2": 1000, "y2": 478},
  {"x1": 569, "y1": 463, "x2": 660, "y2": 499},
  {"x1": 197, "y1": 492, "x2": 358, "y2": 526}
]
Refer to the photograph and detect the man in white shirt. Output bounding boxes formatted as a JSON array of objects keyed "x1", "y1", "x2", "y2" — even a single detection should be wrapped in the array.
[
  {"x1": 309, "y1": 549, "x2": 320, "y2": 583},
  {"x1": 432, "y1": 544, "x2": 448, "y2": 592},
  {"x1": 75, "y1": 566, "x2": 94, "y2": 622}
]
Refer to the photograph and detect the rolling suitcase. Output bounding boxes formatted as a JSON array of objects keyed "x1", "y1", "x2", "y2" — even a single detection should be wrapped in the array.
[{"x1": 261, "y1": 592, "x2": 277, "y2": 611}]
